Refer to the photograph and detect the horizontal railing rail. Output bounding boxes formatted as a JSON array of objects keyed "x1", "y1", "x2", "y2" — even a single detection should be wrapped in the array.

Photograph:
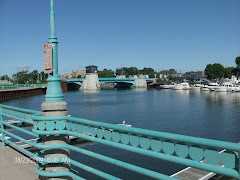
[
  {"x1": 0, "y1": 104, "x2": 240, "y2": 180},
  {"x1": 0, "y1": 84, "x2": 47, "y2": 91}
]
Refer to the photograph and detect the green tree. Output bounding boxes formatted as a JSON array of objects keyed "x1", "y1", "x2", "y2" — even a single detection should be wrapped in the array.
[
  {"x1": 139, "y1": 67, "x2": 155, "y2": 78},
  {"x1": 169, "y1": 75, "x2": 176, "y2": 81},
  {"x1": 223, "y1": 67, "x2": 234, "y2": 78},
  {"x1": 30, "y1": 70, "x2": 38, "y2": 81},
  {"x1": 12, "y1": 70, "x2": 30, "y2": 84},
  {"x1": 98, "y1": 69, "x2": 115, "y2": 77},
  {"x1": 235, "y1": 56, "x2": 240, "y2": 68},
  {"x1": 40, "y1": 71, "x2": 48, "y2": 81},
  {"x1": 12, "y1": 70, "x2": 43, "y2": 84},
  {"x1": 0, "y1": 75, "x2": 10, "y2": 81},
  {"x1": 233, "y1": 56, "x2": 240, "y2": 77},
  {"x1": 123, "y1": 67, "x2": 138, "y2": 76},
  {"x1": 204, "y1": 63, "x2": 224, "y2": 80},
  {"x1": 169, "y1": 69, "x2": 177, "y2": 74},
  {"x1": 156, "y1": 78, "x2": 164, "y2": 84}
]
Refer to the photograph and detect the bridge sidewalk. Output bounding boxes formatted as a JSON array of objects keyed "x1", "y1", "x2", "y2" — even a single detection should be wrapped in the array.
[{"x1": 0, "y1": 142, "x2": 39, "y2": 180}]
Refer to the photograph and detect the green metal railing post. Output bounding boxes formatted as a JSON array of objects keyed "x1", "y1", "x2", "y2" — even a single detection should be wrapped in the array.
[
  {"x1": 0, "y1": 107, "x2": 6, "y2": 147},
  {"x1": 239, "y1": 151, "x2": 240, "y2": 180}
]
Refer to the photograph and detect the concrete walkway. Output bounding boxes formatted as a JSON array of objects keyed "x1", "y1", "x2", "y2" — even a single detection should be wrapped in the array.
[{"x1": 0, "y1": 142, "x2": 39, "y2": 180}]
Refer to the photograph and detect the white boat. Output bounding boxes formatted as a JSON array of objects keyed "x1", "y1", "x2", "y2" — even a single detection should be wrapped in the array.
[
  {"x1": 200, "y1": 85, "x2": 210, "y2": 91},
  {"x1": 159, "y1": 85, "x2": 171, "y2": 89},
  {"x1": 117, "y1": 121, "x2": 132, "y2": 127},
  {"x1": 233, "y1": 85, "x2": 240, "y2": 92},
  {"x1": 214, "y1": 82, "x2": 234, "y2": 92},
  {"x1": 191, "y1": 84, "x2": 203, "y2": 90},
  {"x1": 173, "y1": 82, "x2": 191, "y2": 90},
  {"x1": 207, "y1": 82, "x2": 219, "y2": 91},
  {"x1": 159, "y1": 84, "x2": 175, "y2": 89}
]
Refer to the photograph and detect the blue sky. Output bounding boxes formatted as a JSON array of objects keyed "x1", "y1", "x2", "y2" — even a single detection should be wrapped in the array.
[{"x1": 0, "y1": 0, "x2": 239, "y2": 76}]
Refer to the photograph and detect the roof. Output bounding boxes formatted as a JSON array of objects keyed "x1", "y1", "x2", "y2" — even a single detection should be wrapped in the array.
[{"x1": 85, "y1": 65, "x2": 98, "y2": 68}]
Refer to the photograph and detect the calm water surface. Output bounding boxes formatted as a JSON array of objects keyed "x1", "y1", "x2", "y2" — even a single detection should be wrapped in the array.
[{"x1": 2, "y1": 89, "x2": 240, "y2": 179}]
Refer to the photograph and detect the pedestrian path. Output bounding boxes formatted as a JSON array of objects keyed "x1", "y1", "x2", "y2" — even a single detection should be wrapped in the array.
[{"x1": 0, "y1": 142, "x2": 38, "y2": 180}]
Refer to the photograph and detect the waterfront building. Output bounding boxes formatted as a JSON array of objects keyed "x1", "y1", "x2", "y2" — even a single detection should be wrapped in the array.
[{"x1": 72, "y1": 68, "x2": 86, "y2": 78}]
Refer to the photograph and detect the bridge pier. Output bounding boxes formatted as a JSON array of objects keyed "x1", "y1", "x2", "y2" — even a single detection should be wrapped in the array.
[
  {"x1": 80, "y1": 65, "x2": 100, "y2": 90},
  {"x1": 133, "y1": 79, "x2": 147, "y2": 88}
]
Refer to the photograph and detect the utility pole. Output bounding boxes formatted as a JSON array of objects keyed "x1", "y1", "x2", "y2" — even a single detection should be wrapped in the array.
[{"x1": 41, "y1": 0, "x2": 70, "y2": 179}]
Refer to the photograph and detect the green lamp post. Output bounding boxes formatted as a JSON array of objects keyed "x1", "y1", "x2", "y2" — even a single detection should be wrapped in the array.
[
  {"x1": 45, "y1": 0, "x2": 64, "y2": 102},
  {"x1": 41, "y1": 0, "x2": 70, "y2": 178}
]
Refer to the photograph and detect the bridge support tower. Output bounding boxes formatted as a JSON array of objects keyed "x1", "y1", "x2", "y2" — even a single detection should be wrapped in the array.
[{"x1": 80, "y1": 65, "x2": 100, "y2": 90}]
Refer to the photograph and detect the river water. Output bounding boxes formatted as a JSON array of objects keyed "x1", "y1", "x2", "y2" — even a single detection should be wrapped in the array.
[{"x1": 2, "y1": 89, "x2": 240, "y2": 179}]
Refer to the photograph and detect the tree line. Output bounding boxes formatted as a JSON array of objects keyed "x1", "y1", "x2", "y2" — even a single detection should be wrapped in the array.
[
  {"x1": 204, "y1": 56, "x2": 240, "y2": 80},
  {"x1": 0, "y1": 70, "x2": 48, "y2": 84},
  {"x1": 98, "y1": 67, "x2": 178, "y2": 78},
  {"x1": 3, "y1": 56, "x2": 239, "y2": 84}
]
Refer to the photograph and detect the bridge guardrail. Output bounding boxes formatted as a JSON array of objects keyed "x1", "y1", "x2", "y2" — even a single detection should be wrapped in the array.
[{"x1": 0, "y1": 104, "x2": 240, "y2": 180}]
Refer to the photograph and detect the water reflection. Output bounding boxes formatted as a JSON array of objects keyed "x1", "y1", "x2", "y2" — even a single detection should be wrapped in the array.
[
  {"x1": 132, "y1": 88, "x2": 147, "y2": 92},
  {"x1": 205, "y1": 92, "x2": 240, "y2": 104},
  {"x1": 81, "y1": 89, "x2": 100, "y2": 95},
  {"x1": 168, "y1": 89, "x2": 240, "y2": 104},
  {"x1": 173, "y1": 89, "x2": 191, "y2": 98}
]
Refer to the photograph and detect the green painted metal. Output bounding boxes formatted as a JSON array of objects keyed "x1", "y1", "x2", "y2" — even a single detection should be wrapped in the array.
[
  {"x1": 2, "y1": 121, "x2": 38, "y2": 138},
  {"x1": 32, "y1": 128, "x2": 240, "y2": 179},
  {"x1": 32, "y1": 114, "x2": 240, "y2": 151},
  {"x1": 174, "y1": 143, "x2": 188, "y2": 158},
  {"x1": 0, "y1": 104, "x2": 40, "y2": 125},
  {"x1": 44, "y1": 0, "x2": 63, "y2": 102},
  {"x1": 0, "y1": 107, "x2": 5, "y2": 147},
  {"x1": 2, "y1": 129, "x2": 35, "y2": 147},
  {"x1": 0, "y1": 104, "x2": 240, "y2": 179},
  {"x1": 33, "y1": 141, "x2": 178, "y2": 180},
  {"x1": 0, "y1": 104, "x2": 40, "y2": 114}
]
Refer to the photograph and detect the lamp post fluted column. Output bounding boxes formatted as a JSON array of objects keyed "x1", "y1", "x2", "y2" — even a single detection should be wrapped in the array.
[
  {"x1": 45, "y1": 0, "x2": 63, "y2": 102},
  {"x1": 41, "y1": 0, "x2": 71, "y2": 179}
]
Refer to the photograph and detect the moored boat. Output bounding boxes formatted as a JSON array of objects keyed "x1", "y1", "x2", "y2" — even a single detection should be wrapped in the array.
[
  {"x1": 200, "y1": 85, "x2": 210, "y2": 91},
  {"x1": 173, "y1": 82, "x2": 191, "y2": 90},
  {"x1": 213, "y1": 82, "x2": 234, "y2": 92}
]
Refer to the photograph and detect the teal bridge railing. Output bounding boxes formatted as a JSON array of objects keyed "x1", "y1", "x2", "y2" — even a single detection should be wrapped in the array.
[{"x1": 0, "y1": 104, "x2": 239, "y2": 179}]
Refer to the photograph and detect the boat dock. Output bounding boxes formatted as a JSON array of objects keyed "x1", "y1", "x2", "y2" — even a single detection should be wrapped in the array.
[
  {"x1": 171, "y1": 166, "x2": 217, "y2": 180},
  {"x1": 171, "y1": 148, "x2": 239, "y2": 180}
]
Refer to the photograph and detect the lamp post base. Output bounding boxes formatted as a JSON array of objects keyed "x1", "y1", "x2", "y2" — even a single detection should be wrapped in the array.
[{"x1": 41, "y1": 101, "x2": 71, "y2": 180}]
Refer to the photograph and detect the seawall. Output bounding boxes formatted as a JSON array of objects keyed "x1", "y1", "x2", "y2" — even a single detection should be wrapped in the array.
[{"x1": 0, "y1": 82, "x2": 67, "y2": 101}]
